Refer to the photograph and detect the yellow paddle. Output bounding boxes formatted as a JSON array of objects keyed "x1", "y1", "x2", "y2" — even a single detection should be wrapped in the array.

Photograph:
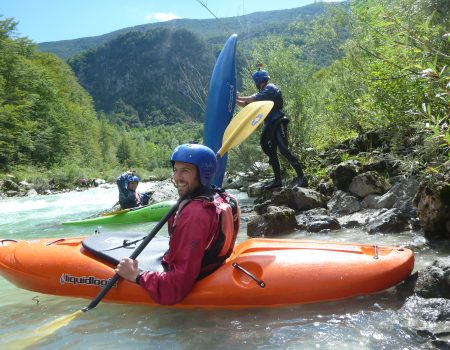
[
  {"x1": 216, "y1": 100, "x2": 273, "y2": 158},
  {"x1": 15, "y1": 100, "x2": 272, "y2": 349}
]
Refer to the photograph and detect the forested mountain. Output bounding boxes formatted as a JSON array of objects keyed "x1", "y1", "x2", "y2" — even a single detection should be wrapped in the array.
[
  {"x1": 49, "y1": 2, "x2": 349, "y2": 128},
  {"x1": 38, "y1": 3, "x2": 343, "y2": 59},
  {"x1": 69, "y1": 29, "x2": 216, "y2": 126}
]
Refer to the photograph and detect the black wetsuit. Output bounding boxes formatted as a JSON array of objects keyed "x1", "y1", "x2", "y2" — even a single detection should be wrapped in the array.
[{"x1": 252, "y1": 83, "x2": 305, "y2": 186}]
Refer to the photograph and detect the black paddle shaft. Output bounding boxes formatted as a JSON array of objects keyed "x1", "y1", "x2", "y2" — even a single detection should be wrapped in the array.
[{"x1": 82, "y1": 199, "x2": 181, "y2": 312}]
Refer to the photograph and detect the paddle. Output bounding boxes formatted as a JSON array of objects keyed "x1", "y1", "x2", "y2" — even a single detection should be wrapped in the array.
[
  {"x1": 22, "y1": 101, "x2": 273, "y2": 347},
  {"x1": 99, "y1": 204, "x2": 147, "y2": 216},
  {"x1": 83, "y1": 198, "x2": 181, "y2": 311},
  {"x1": 216, "y1": 100, "x2": 273, "y2": 158}
]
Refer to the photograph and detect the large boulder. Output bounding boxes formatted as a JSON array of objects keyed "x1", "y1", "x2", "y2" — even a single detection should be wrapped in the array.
[
  {"x1": 365, "y1": 208, "x2": 408, "y2": 234},
  {"x1": 329, "y1": 160, "x2": 361, "y2": 192},
  {"x1": 247, "y1": 206, "x2": 297, "y2": 237},
  {"x1": 349, "y1": 171, "x2": 388, "y2": 198},
  {"x1": 413, "y1": 259, "x2": 450, "y2": 299},
  {"x1": 413, "y1": 165, "x2": 450, "y2": 239},
  {"x1": 327, "y1": 190, "x2": 362, "y2": 215}
]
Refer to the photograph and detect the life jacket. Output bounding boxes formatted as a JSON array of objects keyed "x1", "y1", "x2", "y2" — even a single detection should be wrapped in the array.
[{"x1": 170, "y1": 188, "x2": 240, "y2": 280}]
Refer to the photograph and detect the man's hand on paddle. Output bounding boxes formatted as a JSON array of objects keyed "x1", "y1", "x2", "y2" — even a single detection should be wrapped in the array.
[{"x1": 115, "y1": 258, "x2": 139, "y2": 283}]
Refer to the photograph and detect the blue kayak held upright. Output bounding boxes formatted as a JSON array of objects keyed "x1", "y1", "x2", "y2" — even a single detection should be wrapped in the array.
[{"x1": 203, "y1": 34, "x2": 238, "y2": 187}]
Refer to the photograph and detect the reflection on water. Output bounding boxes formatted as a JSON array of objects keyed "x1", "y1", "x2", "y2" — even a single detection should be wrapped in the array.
[{"x1": 0, "y1": 185, "x2": 443, "y2": 349}]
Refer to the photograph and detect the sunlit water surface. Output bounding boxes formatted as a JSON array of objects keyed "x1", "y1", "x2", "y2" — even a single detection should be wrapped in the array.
[{"x1": 0, "y1": 184, "x2": 445, "y2": 349}]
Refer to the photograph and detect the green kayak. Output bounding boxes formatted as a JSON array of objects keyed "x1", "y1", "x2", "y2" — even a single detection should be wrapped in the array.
[{"x1": 63, "y1": 200, "x2": 176, "y2": 226}]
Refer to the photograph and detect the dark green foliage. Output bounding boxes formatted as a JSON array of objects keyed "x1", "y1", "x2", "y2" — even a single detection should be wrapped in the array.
[
  {"x1": 68, "y1": 29, "x2": 215, "y2": 125},
  {"x1": 0, "y1": 18, "x2": 102, "y2": 172}
]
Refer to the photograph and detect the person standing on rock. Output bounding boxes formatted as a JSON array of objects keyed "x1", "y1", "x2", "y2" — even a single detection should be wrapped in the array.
[{"x1": 236, "y1": 63, "x2": 308, "y2": 190}]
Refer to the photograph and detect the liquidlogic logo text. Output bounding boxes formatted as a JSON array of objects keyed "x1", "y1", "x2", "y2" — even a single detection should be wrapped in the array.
[{"x1": 60, "y1": 273, "x2": 117, "y2": 288}]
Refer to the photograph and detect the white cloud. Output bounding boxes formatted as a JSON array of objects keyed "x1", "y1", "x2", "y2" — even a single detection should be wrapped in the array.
[{"x1": 145, "y1": 12, "x2": 181, "y2": 22}]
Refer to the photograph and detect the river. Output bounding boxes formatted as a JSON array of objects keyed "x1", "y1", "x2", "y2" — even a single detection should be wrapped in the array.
[{"x1": 0, "y1": 184, "x2": 445, "y2": 349}]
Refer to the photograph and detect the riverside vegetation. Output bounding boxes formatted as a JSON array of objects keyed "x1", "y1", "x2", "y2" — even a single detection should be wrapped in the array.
[{"x1": 0, "y1": 0, "x2": 448, "y2": 227}]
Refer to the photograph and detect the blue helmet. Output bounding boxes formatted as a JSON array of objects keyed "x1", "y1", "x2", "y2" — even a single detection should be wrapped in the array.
[
  {"x1": 252, "y1": 69, "x2": 270, "y2": 87},
  {"x1": 128, "y1": 175, "x2": 140, "y2": 183},
  {"x1": 170, "y1": 144, "x2": 217, "y2": 187}
]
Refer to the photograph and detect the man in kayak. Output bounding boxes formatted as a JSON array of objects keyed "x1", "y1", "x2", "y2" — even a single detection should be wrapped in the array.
[
  {"x1": 115, "y1": 144, "x2": 240, "y2": 305},
  {"x1": 116, "y1": 170, "x2": 152, "y2": 209},
  {"x1": 236, "y1": 63, "x2": 308, "y2": 190}
]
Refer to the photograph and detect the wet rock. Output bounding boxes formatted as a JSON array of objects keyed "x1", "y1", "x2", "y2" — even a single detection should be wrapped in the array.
[
  {"x1": 25, "y1": 189, "x2": 38, "y2": 197},
  {"x1": 361, "y1": 194, "x2": 381, "y2": 209},
  {"x1": 365, "y1": 208, "x2": 408, "y2": 234},
  {"x1": 1, "y1": 179, "x2": 20, "y2": 192},
  {"x1": 338, "y1": 208, "x2": 383, "y2": 229},
  {"x1": 223, "y1": 175, "x2": 243, "y2": 190},
  {"x1": 329, "y1": 160, "x2": 361, "y2": 191},
  {"x1": 398, "y1": 295, "x2": 450, "y2": 348},
  {"x1": 247, "y1": 181, "x2": 266, "y2": 198},
  {"x1": 413, "y1": 167, "x2": 450, "y2": 239},
  {"x1": 247, "y1": 206, "x2": 297, "y2": 237},
  {"x1": 290, "y1": 187, "x2": 327, "y2": 211},
  {"x1": 328, "y1": 190, "x2": 362, "y2": 215},
  {"x1": 145, "y1": 180, "x2": 178, "y2": 202},
  {"x1": 254, "y1": 200, "x2": 272, "y2": 215},
  {"x1": 388, "y1": 178, "x2": 420, "y2": 217},
  {"x1": 269, "y1": 187, "x2": 327, "y2": 212},
  {"x1": 296, "y1": 209, "x2": 341, "y2": 232},
  {"x1": 414, "y1": 259, "x2": 450, "y2": 299},
  {"x1": 317, "y1": 181, "x2": 334, "y2": 197},
  {"x1": 349, "y1": 171, "x2": 388, "y2": 198}
]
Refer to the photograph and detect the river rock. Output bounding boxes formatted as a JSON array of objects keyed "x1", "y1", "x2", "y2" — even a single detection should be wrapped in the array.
[
  {"x1": 349, "y1": 171, "x2": 388, "y2": 198},
  {"x1": 329, "y1": 160, "x2": 361, "y2": 191},
  {"x1": 272, "y1": 187, "x2": 327, "y2": 212},
  {"x1": 327, "y1": 190, "x2": 362, "y2": 215},
  {"x1": 413, "y1": 165, "x2": 450, "y2": 239},
  {"x1": 413, "y1": 259, "x2": 450, "y2": 299},
  {"x1": 296, "y1": 208, "x2": 341, "y2": 232},
  {"x1": 247, "y1": 205, "x2": 297, "y2": 237},
  {"x1": 338, "y1": 208, "x2": 384, "y2": 229},
  {"x1": 398, "y1": 295, "x2": 450, "y2": 348},
  {"x1": 145, "y1": 180, "x2": 178, "y2": 202},
  {"x1": 247, "y1": 181, "x2": 267, "y2": 198},
  {"x1": 365, "y1": 208, "x2": 408, "y2": 234},
  {"x1": 1, "y1": 179, "x2": 20, "y2": 192},
  {"x1": 25, "y1": 189, "x2": 38, "y2": 197}
]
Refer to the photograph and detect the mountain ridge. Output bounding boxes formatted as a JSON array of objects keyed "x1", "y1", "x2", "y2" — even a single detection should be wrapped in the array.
[{"x1": 38, "y1": 3, "x2": 344, "y2": 59}]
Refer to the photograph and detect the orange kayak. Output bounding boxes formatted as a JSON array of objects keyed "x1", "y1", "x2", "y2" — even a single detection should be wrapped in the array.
[{"x1": 0, "y1": 234, "x2": 414, "y2": 308}]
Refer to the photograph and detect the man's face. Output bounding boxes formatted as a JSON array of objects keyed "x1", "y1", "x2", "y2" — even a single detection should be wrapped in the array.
[
  {"x1": 128, "y1": 181, "x2": 138, "y2": 191},
  {"x1": 172, "y1": 161, "x2": 200, "y2": 197}
]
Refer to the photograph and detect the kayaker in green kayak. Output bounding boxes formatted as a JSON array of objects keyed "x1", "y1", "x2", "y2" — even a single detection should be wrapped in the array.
[{"x1": 116, "y1": 169, "x2": 152, "y2": 209}]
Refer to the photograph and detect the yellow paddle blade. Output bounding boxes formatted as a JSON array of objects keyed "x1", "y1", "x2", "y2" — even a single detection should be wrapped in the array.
[
  {"x1": 4, "y1": 310, "x2": 83, "y2": 350},
  {"x1": 217, "y1": 101, "x2": 274, "y2": 158}
]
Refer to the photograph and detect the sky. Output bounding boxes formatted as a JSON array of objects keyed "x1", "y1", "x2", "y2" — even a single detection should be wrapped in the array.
[{"x1": 0, "y1": 0, "x2": 335, "y2": 43}]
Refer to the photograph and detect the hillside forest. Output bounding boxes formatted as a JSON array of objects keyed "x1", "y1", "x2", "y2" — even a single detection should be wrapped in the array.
[{"x1": 0, "y1": 0, "x2": 448, "y2": 189}]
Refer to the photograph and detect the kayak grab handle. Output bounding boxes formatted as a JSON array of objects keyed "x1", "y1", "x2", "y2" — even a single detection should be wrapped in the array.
[
  {"x1": 373, "y1": 245, "x2": 379, "y2": 259},
  {"x1": 232, "y1": 262, "x2": 265, "y2": 288}
]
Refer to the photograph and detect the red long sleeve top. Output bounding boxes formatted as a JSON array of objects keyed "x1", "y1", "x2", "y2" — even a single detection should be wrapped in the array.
[{"x1": 138, "y1": 199, "x2": 219, "y2": 305}]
